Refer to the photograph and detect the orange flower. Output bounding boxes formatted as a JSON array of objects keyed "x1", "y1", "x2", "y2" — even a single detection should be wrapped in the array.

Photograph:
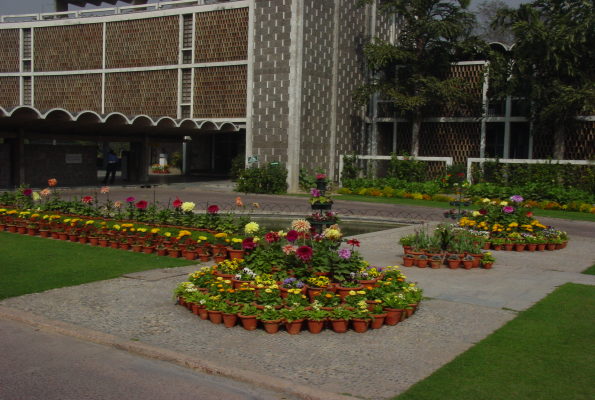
[
  {"x1": 235, "y1": 197, "x2": 243, "y2": 207},
  {"x1": 48, "y1": 178, "x2": 57, "y2": 187}
]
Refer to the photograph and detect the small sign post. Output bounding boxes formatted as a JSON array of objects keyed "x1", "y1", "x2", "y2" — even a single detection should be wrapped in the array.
[
  {"x1": 270, "y1": 161, "x2": 279, "y2": 167},
  {"x1": 247, "y1": 155, "x2": 258, "y2": 164}
]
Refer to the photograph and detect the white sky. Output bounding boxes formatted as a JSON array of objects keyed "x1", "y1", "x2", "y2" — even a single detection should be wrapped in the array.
[{"x1": 0, "y1": 0, "x2": 527, "y2": 16}]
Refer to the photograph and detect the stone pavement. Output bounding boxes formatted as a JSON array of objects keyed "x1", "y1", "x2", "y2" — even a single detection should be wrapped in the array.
[{"x1": 2, "y1": 189, "x2": 595, "y2": 399}]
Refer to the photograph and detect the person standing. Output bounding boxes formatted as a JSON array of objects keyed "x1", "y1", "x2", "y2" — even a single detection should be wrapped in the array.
[{"x1": 98, "y1": 147, "x2": 118, "y2": 184}]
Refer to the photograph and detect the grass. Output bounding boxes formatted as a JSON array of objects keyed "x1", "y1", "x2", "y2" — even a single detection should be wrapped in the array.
[
  {"x1": 287, "y1": 193, "x2": 595, "y2": 222},
  {"x1": 394, "y1": 283, "x2": 595, "y2": 400},
  {"x1": 582, "y1": 263, "x2": 595, "y2": 275},
  {"x1": 0, "y1": 232, "x2": 192, "y2": 300}
]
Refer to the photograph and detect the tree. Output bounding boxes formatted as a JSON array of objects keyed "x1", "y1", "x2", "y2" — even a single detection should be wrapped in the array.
[
  {"x1": 354, "y1": 0, "x2": 485, "y2": 156},
  {"x1": 495, "y1": 0, "x2": 595, "y2": 159},
  {"x1": 473, "y1": 0, "x2": 514, "y2": 45}
]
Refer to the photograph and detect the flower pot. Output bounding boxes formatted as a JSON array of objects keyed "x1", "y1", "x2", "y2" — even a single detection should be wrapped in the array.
[
  {"x1": 68, "y1": 234, "x2": 78, "y2": 242},
  {"x1": 483, "y1": 242, "x2": 491, "y2": 250},
  {"x1": 483, "y1": 262, "x2": 493, "y2": 270},
  {"x1": 307, "y1": 286, "x2": 325, "y2": 302},
  {"x1": 371, "y1": 314, "x2": 387, "y2": 329},
  {"x1": 263, "y1": 319, "x2": 282, "y2": 334},
  {"x1": 40, "y1": 230, "x2": 50, "y2": 238},
  {"x1": 546, "y1": 243, "x2": 556, "y2": 251},
  {"x1": 555, "y1": 243, "x2": 564, "y2": 250},
  {"x1": 285, "y1": 319, "x2": 304, "y2": 335},
  {"x1": 27, "y1": 228, "x2": 38, "y2": 236},
  {"x1": 168, "y1": 249, "x2": 181, "y2": 258},
  {"x1": 17, "y1": 226, "x2": 27, "y2": 235},
  {"x1": 51, "y1": 232, "x2": 59, "y2": 239},
  {"x1": 231, "y1": 278, "x2": 251, "y2": 289},
  {"x1": 526, "y1": 244, "x2": 537, "y2": 252},
  {"x1": 238, "y1": 314, "x2": 258, "y2": 331},
  {"x1": 157, "y1": 249, "x2": 168, "y2": 256},
  {"x1": 0, "y1": 224, "x2": 6, "y2": 232},
  {"x1": 336, "y1": 286, "x2": 363, "y2": 302},
  {"x1": 515, "y1": 243, "x2": 526, "y2": 252},
  {"x1": 142, "y1": 246, "x2": 155, "y2": 254},
  {"x1": 462, "y1": 260, "x2": 473, "y2": 269},
  {"x1": 537, "y1": 243, "x2": 546, "y2": 251},
  {"x1": 197, "y1": 306, "x2": 208, "y2": 320},
  {"x1": 132, "y1": 245, "x2": 143, "y2": 253},
  {"x1": 222, "y1": 313, "x2": 238, "y2": 328},
  {"x1": 402, "y1": 257, "x2": 415, "y2": 267},
  {"x1": 430, "y1": 261, "x2": 441, "y2": 269},
  {"x1": 185, "y1": 251, "x2": 197, "y2": 261},
  {"x1": 359, "y1": 279, "x2": 377, "y2": 290},
  {"x1": 470, "y1": 254, "x2": 483, "y2": 268},
  {"x1": 417, "y1": 260, "x2": 429, "y2": 268},
  {"x1": 88, "y1": 237, "x2": 99, "y2": 246},
  {"x1": 110, "y1": 241, "x2": 119, "y2": 249},
  {"x1": 407, "y1": 303, "x2": 418, "y2": 317},
  {"x1": 384, "y1": 308, "x2": 405, "y2": 325},
  {"x1": 98, "y1": 239, "x2": 109, "y2": 247},
  {"x1": 503, "y1": 243, "x2": 514, "y2": 251},
  {"x1": 330, "y1": 318, "x2": 349, "y2": 333},
  {"x1": 447, "y1": 259, "x2": 460, "y2": 269},
  {"x1": 120, "y1": 243, "x2": 130, "y2": 251},
  {"x1": 207, "y1": 310, "x2": 223, "y2": 324},
  {"x1": 8, "y1": 225, "x2": 17, "y2": 233},
  {"x1": 198, "y1": 254, "x2": 210, "y2": 262},
  {"x1": 402, "y1": 245, "x2": 412, "y2": 255},
  {"x1": 306, "y1": 319, "x2": 325, "y2": 334},
  {"x1": 227, "y1": 249, "x2": 244, "y2": 260},
  {"x1": 213, "y1": 255, "x2": 227, "y2": 263},
  {"x1": 562, "y1": 240, "x2": 569, "y2": 249},
  {"x1": 492, "y1": 244, "x2": 502, "y2": 251},
  {"x1": 59, "y1": 233, "x2": 69, "y2": 241},
  {"x1": 352, "y1": 318, "x2": 370, "y2": 333}
]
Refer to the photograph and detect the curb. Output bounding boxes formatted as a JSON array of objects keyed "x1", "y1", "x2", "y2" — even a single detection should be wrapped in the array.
[{"x1": 0, "y1": 306, "x2": 355, "y2": 400}]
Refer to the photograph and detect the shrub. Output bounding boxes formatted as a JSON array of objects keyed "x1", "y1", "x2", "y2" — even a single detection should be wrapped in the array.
[
  {"x1": 236, "y1": 163, "x2": 288, "y2": 194},
  {"x1": 387, "y1": 152, "x2": 429, "y2": 182}
]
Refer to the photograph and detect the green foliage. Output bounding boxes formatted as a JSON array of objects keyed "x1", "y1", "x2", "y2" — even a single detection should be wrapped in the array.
[
  {"x1": 236, "y1": 162, "x2": 288, "y2": 194},
  {"x1": 229, "y1": 152, "x2": 245, "y2": 180},
  {"x1": 387, "y1": 152, "x2": 429, "y2": 182},
  {"x1": 341, "y1": 153, "x2": 361, "y2": 181},
  {"x1": 170, "y1": 151, "x2": 183, "y2": 169}
]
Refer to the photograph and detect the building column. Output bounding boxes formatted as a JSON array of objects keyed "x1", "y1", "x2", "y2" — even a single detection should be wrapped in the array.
[
  {"x1": 18, "y1": 129, "x2": 25, "y2": 185},
  {"x1": 139, "y1": 136, "x2": 149, "y2": 182}
]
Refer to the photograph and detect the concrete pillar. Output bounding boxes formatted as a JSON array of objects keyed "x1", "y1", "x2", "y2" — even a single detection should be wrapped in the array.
[
  {"x1": 18, "y1": 129, "x2": 25, "y2": 185},
  {"x1": 139, "y1": 136, "x2": 149, "y2": 182}
]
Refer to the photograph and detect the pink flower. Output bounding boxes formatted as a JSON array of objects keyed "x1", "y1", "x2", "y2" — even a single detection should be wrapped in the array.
[
  {"x1": 296, "y1": 246, "x2": 313, "y2": 261},
  {"x1": 242, "y1": 237, "x2": 258, "y2": 250},
  {"x1": 282, "y1": 244, "x2": 296, "y2": 255},
  {"x1": 114, "y1": 201, "x2": 122, "y2": 208},
  {"x1": 126, "y1": 197, "x2": 135, "y2": 203},
  {"x1": 265, "y1": 232, "x2": 279, "y2": 243},
  {"x1": 207, "y1": 205, "x2": 219, "y2": 214},
  {"x1": 40, "y1": 188, "x2": 51, "y2": 197},
  {"x1": 23, "y1": 189, "x2": 32, "y2": 196},
  {"x1": 286, "y1": 230, "x2": 299, "y2": 242},
  {"x1": 101, "y1": 187, "x2": 109, "y2": 194},
  {"x1": 82, "y1": 196, "x2": 93, "y2": 204},
  {"x1": 173, "y1": 197, "x2": 182, "y2": 208},
  {"x1": 503, "y1": 206, "x2": 514, "y2": 214},
  {"x1": 136, "y1": 200, "x2": 148, "y2": 210}
]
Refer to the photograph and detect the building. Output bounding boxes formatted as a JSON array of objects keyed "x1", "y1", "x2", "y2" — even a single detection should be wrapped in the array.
[{"x1": 1, "y1": 0, "x2": 592, "y2": 190}]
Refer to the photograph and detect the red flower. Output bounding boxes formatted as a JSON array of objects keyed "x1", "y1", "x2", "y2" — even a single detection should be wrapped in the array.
[
  {"x1": 173, "y1": 197, "x2": 182, "y2": 208},
  {"x1": 286, "y1": 230, "x2": 298, "y2": 242},
  {"x1": 136, "y1": 200, "x2": 148, "y2": 210},
  {"x1": 479, "y1": 209, "x2": 488, "y2": 215},
  {"x1": 458, "y1": 173, "x2": 464, "y2": 177},
  {"x1": 23, "y1": 189, "x2": 32, "y2": 196},
  {"x1": 207, "y1": 205, "x2": 219, "y2": 214},
  {"x1": 242, "y1": 237, "x2": 258, "y2": 250},
  {"x1": 296, "y1": 245, "x2": 314, "y2": 261},
  {"x1": 527, "y1": 212, "x2": 533, "y2": 217},
  {"x1": 82, "y1": 196, "x2": 93, "y2": 204},
  {"x1": 264, "y1": 232, "x2": 279, "y2": 243},
  {"x1": 347, "y1": 239, "x2": 360, "y2": 247}
]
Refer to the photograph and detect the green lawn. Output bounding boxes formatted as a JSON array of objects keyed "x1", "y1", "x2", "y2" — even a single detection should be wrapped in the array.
[
  {"x1": 288, "y1": 193, "x2": 595, "y2": 222},
  {"x1": 0, "y1": 232, "x2": 192, "y2": 300},
  {"x1": 394, "y1": 283, "x2": 595, "y2": 400},
  {"x1": 582, "y1": 264, "x2": 595, "y2": 275}
]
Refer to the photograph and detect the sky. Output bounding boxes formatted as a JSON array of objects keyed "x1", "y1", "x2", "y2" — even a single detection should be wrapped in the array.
[{"x1": 0, "y1": 0, "x2": 527, "y2": 17}]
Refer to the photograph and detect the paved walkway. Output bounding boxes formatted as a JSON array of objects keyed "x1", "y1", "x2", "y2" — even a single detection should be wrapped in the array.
[{"x1": 2, "y1": 189, "x2": 595, "y2": 399}]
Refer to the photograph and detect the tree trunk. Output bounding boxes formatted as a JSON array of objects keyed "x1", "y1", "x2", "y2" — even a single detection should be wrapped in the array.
[
  {"x1": 553, "y1": 125, "x2": 565, "y2": 160},
  {"x1": 411, "y1": 117, "x2": 421, "y2": 156}
]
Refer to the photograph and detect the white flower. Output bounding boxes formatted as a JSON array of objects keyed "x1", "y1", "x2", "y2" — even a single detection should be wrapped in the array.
[{"x1": 181, "y1": 202, "x2": 195, "y2": 212}]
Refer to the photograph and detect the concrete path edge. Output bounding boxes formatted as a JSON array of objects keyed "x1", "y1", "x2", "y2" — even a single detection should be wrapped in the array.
[{"x1": 0, "y1": 305, "x2": 354, "y2": 400}]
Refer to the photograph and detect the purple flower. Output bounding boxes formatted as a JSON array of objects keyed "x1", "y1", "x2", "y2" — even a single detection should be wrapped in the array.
[
  {"x1": 338, "y1": 248, "x2": 351, "y2": 259},
  {"x1": 510, "y1": 195, "x2": 524, "y2": 203},
  {"x1": 286, "y1": 230, "x2": 298, "y2": 242},
  {"x1": 503, "y1": 206, "x2": 514, "y2": 214},
  {"x1": 295, "y1": 280, "x2": 304, "y2": 288},
  {"x1": 309, "y1": 188, "x2": 321, "y2": 198}
]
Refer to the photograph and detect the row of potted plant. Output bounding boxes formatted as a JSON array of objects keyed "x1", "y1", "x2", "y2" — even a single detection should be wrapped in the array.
[{"x1": 174, "y1": 262, "x2": 423, "y2": 334}]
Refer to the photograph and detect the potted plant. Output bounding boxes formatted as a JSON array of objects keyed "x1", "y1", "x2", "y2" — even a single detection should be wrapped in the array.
[
  {"x1": 370, "y1": 304, "x2": 387, "y2": 329},
  {"x1": 462, "y1": 254, "x2": 474, "y2": 269},
  {"x1": 232, "y1": 267, "x2": 257, "y2": 289},
  {"x1": 335, "y1": 276, "x2": 364, "y2": 301},
  {"x1": 430, "y1": 254, "x2": 442, "y2": 269},
  {"x1": 280, "y1": 306, "x2": 309, "y2": 335},
  {"x1": 447, "y1": 253, "x2": 461, "y2": 269},
  {"x1": 398, "y1": 234, "x2": 413, "y2": 254},
  {"x1": 480, "y1": 252, "x2": 496, "y2": 269},
  {"x1": 317, "y1": 290, "x2": 341, "y2": 310},
  {"x1": 228, "y1": 238, "x2": 245, "y2": 260},
  {"x1": 237, "y1": 303, "x2": 261, "y2": 331},
  {"x1": 490, "y1": 237, "x2": 505, "y2": 251},
  {"x1": 351, "y1": 304, "x2": 374, "y2": 333},
  {"x1": 219, "y1": 302, "x2": 241, "y2": 328},
  {"x1": 284, "y1": 288, "x2": 310, "y2": 308},
  {"x1": 416, "y1": 253, "x2": 429, "y2": 268},
  {"x1": 306, "y1": 275, "x2": 330, "y2": 302},
  {"x1": 381, "y1": 293, "x2": 409, "y2": 325},
  {"x1": 254, "y1": 285, "x2": 284, "y2": 309},
  {"x1": 256, "y1": 306, "x2": 283, "y2": 334},
  {"x1": 328, "y1": 305, "x2": 353, "y2": 333},
  {"x1": 156, "y1": 241, "x2": 168, "y2": 256},
  {"x1": 305, "y1": 305, "x2": 331, "y2": 334},
  {"x1": 402, "y1": 253, "x2": 415, "y2": 267}
]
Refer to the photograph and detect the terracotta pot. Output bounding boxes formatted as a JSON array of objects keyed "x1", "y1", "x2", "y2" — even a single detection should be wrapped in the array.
[
  {"x1": 132, "y1": 245, "x2": 143, "y2": 253},
  {"x1": 515, "y1": 243, "x2": 526, "y2": 252},
  {"x1": 262, "y1": 319, "x2": 282, "y2": 334},
  {"x1": 313, "y1": 271, "x2": 331, "y2": 277},
  {"x1": 51, "y1": 232, "x2": 59, "y2": 239},
  {"x1": 483, "y1": 242, "x2": 491, "y2": 250},
  {"x1": 110, "y1": 241, "x2": 119, "y2": 249},
  {"x1": 306, "y1": 319, "x2": 325, "y2": 334},
  {"x1": 470, "y1": 254, "x2": 483, "y2": 268},
  {"x1": 207, "y1": 310, "x2": 223, "y2": 324},
  {"x1": 285, "y1": 319, "x2": 304, "y2": 335},
  {"x1": 142, "y1": 246, "x2": 156, "y2": 254},
  {"x1": 0, "y1": 224, "x2": 6, "y2": 232},
  {"x1": 213, "y1": 255, "x2": 227, "y2": 263},
  {"x1": 402, "y1": 257, "x2": 415, "y2": 267},
  {"x1": 417, "y1": 260, "x2": 429, "y2": 268},
  {"x1": 185, "y1": 251, "x2": 197, "y2": 261},
  {"x1": 462, "y1": 260, "x2": 473, "y2": 269},
  {"x1": 198, "y1": 254, "x2": 210, "y2": 262},
  {"x1": 430, "y1": 261, "x2": 442, "y2": 269},
  {"x1": 238, "y1": 314, "x2": 258, "y2": 331},
  {"x1": 99, "y1": 239, "x2": 109, "y2": 247},
  {"x1": 407, "y1": 303, "x2": 418, "y2": 317},
  {"x1": 169, "y1": 249, "x2": 181, "y2": 258},
  {"x1": 227, "y1": 249, "x2": 244, "y2": 260},
  {"x1": 39, "y1": 230, "x2": 50, "y2": 238},
  {"x1": 537, "y1": 243, "x2": 546, "y2": 251},
  {"x1": 27, "y1": 228, "x2": 38, "y2": 236},
  {"x1": 562, "y1": 240, "x2": 569, "y2": 248},
  {"x1": 483, "y1": 262, "x2": 493, "y2": 270},
  {"x1": 18, "y1": 226, "x2": 28, "y2": 235},
  {"x1": 222, "y1": 313, "x2": 238, "y2": 328},
  {"x1": 546, "y1": 243, "x2": 556, "y2": 251},
  {"x1": 120, "y1": 243, "x2": 130, "y2": 251},
  {"x1": 526, "y1": 244, "x2": 537, "y2": 252},
  {"x1": 503, "y1": 243, "x2": 514, "y2": 251},
  {"x1": 555, "y1": 243, "x2": 564, "y2": 250},
  {"x1": 402, "y1": 245, "x2": 412, "y2": 254},
  {"x1": 231, "y1": 278, "x2": 251, "y2": 289},
  {"x1": 59, "y1": 233, "x2": 69, "y2": 241},
  {"x1": 409, "y1": 251, "x2": 424, "y2": 266},
  {"x1": 330, "y1": 318, "x2": 349, "y2": 333},
  {"x1": 352, "y1": 318, "x2": 370, "y2": 333},
  {"x1": 178, "y1": 297, "x2": 186, "y2": 307},
  {"x1": 197, "y1": 306, "x2": 208, "y2": 320},
  {"x1": 307, "y1": 286, "x2": 325, "y2": 302},
  {"x1": 492, "y1": 244, "x2": 502, "y2": 251},
  {"x1": 371, "y1": 314, "x2": 387, "y2": 329},
  {"x1": 8, "y1": 225, "x2": 17, "y2": 233},
  {"x1": 336, "y1": 286, "x2": 363, "y2": 302},
  {"x1": 447, "y1": 260, "x2": 460, "y2": 269},
  {"x1": 359, "y1": 279, "x2": 377, "y2": 289},
  {"x1": 191, "y1": 303, "x2": 200, "y2": 315},
  {"x1": 384, "y1": 308, "x2": 405, "y2": 325}
]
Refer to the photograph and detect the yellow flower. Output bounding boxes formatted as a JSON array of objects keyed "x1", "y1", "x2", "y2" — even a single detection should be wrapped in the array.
[
  {"x1": 265, "y1": 289, "x2": 272, "y2": 293},
  {"x1": 348, "y1": 290, "x2": 356, "y2": 296},
  {"x1": 357, "y1": 290, "x2": 366, "y2": 295},
  {"x1": 164, "y1": 232, "x2": 171, "y2": 237},
  {"x1": 199, "y1": 236, "x2": 207, "y2": 241},
  {"x1": 151, "y1": 228, "x2": 160, "y2": 234}
]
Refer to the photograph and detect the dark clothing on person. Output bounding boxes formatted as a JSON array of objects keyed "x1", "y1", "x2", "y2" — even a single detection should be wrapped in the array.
[{"x1": 99, "y1": 149, "x2": 118, "y2": 184}]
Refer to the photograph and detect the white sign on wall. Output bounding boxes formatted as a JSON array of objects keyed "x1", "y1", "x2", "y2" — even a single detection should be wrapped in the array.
[{"x1": 65, "y1": 154, "x2": 82, "y2": 164}]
